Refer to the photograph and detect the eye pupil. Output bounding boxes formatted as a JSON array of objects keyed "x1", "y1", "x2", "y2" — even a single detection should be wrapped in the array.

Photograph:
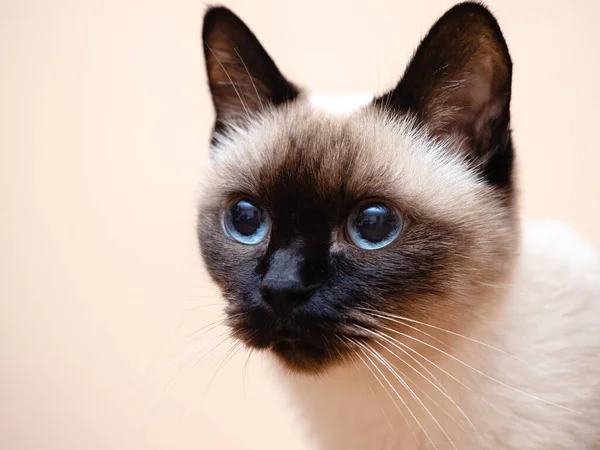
[
  {"x1": 349, "y1": 203, "x2": 402, "y2": 249},
  {"x1": 224, "y1": 199, "x2": 269, "y2": 244},
  {"x1": 231, "y1": 200, "x2": 262, "y2": 236}
]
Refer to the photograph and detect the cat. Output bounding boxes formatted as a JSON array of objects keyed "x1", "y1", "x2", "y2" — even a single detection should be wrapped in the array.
[{"x1": 197, "y1": 3, "x2": 600, "y2": 449}]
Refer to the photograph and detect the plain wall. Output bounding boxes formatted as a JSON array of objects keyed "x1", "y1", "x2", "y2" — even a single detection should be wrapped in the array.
[{"x1": 1, "y1": 1, "x2": 599, "y2": 449}]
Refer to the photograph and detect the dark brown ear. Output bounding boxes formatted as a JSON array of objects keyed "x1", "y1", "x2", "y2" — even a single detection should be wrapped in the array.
[
  {"x1": 202, "y1": 7, "x2": 298, "y2": 132},
  {"x1": 375, "y1": 2, "x2": 513, "y2": 188}
]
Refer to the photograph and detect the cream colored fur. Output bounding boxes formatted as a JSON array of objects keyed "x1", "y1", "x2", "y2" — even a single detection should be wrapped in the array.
[
  {"x1": 276, "y1": 220, "x2": 600, "y2": 449},
  {"x1": 208, "y1": 94, "x2": 600, "y2": 449}
]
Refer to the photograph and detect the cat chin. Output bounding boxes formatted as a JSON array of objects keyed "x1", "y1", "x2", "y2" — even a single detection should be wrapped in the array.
[
  {"x1": 270, "y1": 344, "x2": 342, "y2": 376},
  {"x1": 239, "y1": 334, "x2": 349, "y2": 375},
  {"x1": 241, "y1": 338, "x2": 337, "y2": 375}
]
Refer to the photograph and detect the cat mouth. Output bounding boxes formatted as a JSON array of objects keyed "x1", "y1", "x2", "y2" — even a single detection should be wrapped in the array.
[{"x1": 227, "y1": 308, "x2": 342, "y2": 373}]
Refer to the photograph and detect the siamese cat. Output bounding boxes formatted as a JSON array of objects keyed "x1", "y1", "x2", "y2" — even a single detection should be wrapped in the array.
[{"x1": 197, "y1": 3, "x2": 600, "y2": 449}]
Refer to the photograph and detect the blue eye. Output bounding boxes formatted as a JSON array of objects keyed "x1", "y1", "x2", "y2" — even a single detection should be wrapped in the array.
[
  {"x1": 348, "y1": 202, "x2": 403, "y2": 250},
  {"x1": 223, "y1": 198, "x2": 269, "y2": 244}
]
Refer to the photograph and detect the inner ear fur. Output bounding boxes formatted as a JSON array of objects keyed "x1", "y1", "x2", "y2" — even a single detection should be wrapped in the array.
[{"x1": 375, "y1": 3, "x2": 513, "y2": 188}]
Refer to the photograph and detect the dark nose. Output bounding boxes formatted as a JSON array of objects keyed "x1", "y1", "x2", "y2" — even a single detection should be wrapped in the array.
[{"x1": 261, "y1": 249, "x2": 311, "y2": 317}]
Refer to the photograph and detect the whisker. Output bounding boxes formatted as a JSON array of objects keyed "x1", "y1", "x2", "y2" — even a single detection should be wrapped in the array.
[
  {"x1": 377, "y1": 323, "x2": 507, "y2": 419},
  {"x1": 351, "y1": 342, "x2": 422, "y2": 448},
  {"x1": 177, "y1": 303, "x2": 224, "y2": 316},
  {"x1": 374, "y1": 314, "x2": 460, "y2": 356},
  {"x1": 374, "y1": 320, "x2": 575, "y2": 412},
  {"x1": 357, "y1": 340, "x2": 455, "y2": 450},
  {"x1": 364, "y1": 336, "x2": 470, "y2": 433},
  {"x1": 243, "y1": 348, "x2": 254, "y2": 398},
  {"x1": 206, "y1": 339, "x2": 244, "y2": 392},
  {"x1": 167, "y1": 328, "x2": 229, "y2": 369},
  {"x1": 191, "y1": 331, "x2": 232, "y2": 369},
  {"x1": 173, "y1": 305, "x2": 225, "y2": 334},
  {"x1": 363, "y1": 326, "x2": 482, "y2": 440},
  {"x1": 358, "y1": 325, "x2": 450, "y2": 395},
  {"x1": 366, "y1": 322, "x2": 478, "y2": 392},
  {"x1": 345, "y1": 349, "x2": 396, "y2": 435},
  {"x1": 185, "y1": 318, "x2": 227, "y2": 339},
  {"x1": 401, "y1": 369, "x2": 470, "y2": 433},
  {"x1": 362, "y1": 307, "x2": 531, "y2": 366},
  {"x1": 185, "y1": 312, "x2": 243, "y2": 341},
  {"x1": 152, "y1": 330, "x2": 232, "y2": 415}
]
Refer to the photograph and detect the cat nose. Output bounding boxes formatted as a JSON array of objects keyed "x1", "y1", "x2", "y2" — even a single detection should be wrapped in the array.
[
  {"x1": 261, "y1": 274, "x2": 311, "y2": 317},
  {"x1": 261, "y1": 248, "x2": 311, "y2": 317}
]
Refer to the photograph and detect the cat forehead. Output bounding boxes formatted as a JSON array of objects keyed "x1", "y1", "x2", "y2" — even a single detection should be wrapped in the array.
[
  {"x1": 308, "y1": 92, "x2": 375, "y2": 116},
  {"x1": 205, "y1": 95, "x2": 498, "y2": 222},
  {"x1": 208, "y1": 101, "x2": 409, "y2": 200}
]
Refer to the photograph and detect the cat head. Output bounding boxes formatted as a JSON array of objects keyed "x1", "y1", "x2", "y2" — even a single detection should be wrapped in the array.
[{"x1": 198, "y1": 3, "x2": 518, "y2": 374}]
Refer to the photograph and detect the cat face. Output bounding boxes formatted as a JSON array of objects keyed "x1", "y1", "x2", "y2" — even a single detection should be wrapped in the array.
[{"x1": 198, "y1": 4, "x2": 518, "y2": 373}]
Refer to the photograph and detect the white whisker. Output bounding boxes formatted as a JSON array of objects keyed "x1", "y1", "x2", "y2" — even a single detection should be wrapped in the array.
[
  {"x1": 401, "y1": 370, "x2": 470, "y2": 433},
  {"x1": 358, "y1": 325, "x2": 450, "y2": 395},
  {"x1": 353, "y1": 342, "x2": 423, "y2": 448},
  {"x1": 185, "y1": 312, "x2": 243, "y2": 341},
  {"x1": 242, "y1": 347, "x2": 254, "y2": 398},
  {"x1": 374, "y1": 319, "x2": 574, "y2": 412},
  {"x1": 357, "y1": 340, "x2": 456, "y2": 450},
  {"x1": 362, "y1": 326, "x2": 482, "y2": 440},
  {"x1": 191, "y1": 331, "x2": 232, "y2": 369},
  {"x1": 153, "y1": 330, "x2": 232, "y2": 414},
  {"x1": 372, "y1": 313, "x2": 460, "y2": 355},
  {"x1": 206, "y1": 338, "x2": 244, "y2": 391},
  {"x1": 347, "y1": 350, "x2": 396, "y2": 435},
  {"x1": 362, "y1": 307, "x2": 530, "y2": 366}
]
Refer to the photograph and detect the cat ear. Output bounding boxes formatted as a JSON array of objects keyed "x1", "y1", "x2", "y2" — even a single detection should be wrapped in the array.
[
  {"x1": 375, "y1": 3, "x2": 513, "y2": 188},
  {"x1": 202, "y1": 7, "x2": 299, "y2": 129}
]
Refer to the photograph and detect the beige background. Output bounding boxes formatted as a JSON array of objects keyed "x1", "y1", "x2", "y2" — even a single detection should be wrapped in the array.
[{"x1": 1, "y1": 0, "x2": 599, "y2": 449}]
